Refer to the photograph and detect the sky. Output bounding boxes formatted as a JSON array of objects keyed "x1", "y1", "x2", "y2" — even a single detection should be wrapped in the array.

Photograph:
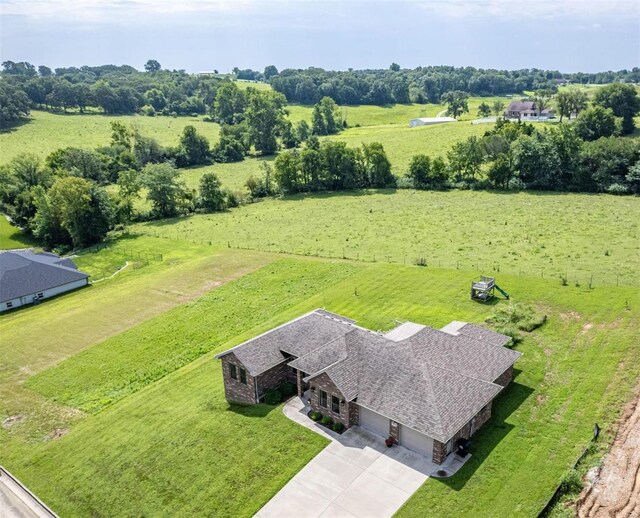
[{"x1": 1, "y1": 0, "x2": 639, "y2": 73}]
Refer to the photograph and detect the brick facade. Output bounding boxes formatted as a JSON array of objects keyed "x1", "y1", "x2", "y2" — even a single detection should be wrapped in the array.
[
  {"x1": 431, "y1": 401, "x2": 493, "y2": 464},
  {"x1": 307, "y1": 373, "x2": 356, "y2": 428},
  {"x1": 493, "y1": 365, "x2": 514, "y2": 387},
  {"x1": 255, "y1": 360, "x2": 291, "y2": 401},
  {"x1": 220, "y1": 353, "x2": 256, "y2": 404}
]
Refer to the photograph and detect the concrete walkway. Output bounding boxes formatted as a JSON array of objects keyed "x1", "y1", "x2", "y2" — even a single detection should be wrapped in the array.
[{"x1": 257, "y1": 398, "x2": 468, "y2": 518}]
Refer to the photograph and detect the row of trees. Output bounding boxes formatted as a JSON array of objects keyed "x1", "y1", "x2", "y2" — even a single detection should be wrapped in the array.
[
  {"x1": 407, "y1": 118, "x2": 639, "y2": 194},
  {"x1": 0, "y1": 151, "x2": 233, "y2": 250},
  {"x1": 270, "y1": 138, "x2": 395, "y2": 194},
  {"x1": 269, "y1": 65, "x2": 640, "y2": 105},
  {"x1": 0, "y1": 60, "x2": 227, "y2": 126}
]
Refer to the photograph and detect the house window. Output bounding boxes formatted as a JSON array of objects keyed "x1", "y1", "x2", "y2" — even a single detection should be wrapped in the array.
[
  {"x1": 239, "y1": 367, "x2": 247, "y2": 385},
  {"x1": 6, "y1": 302, "x2": 12, "y2": 308},
  {"x1": 319, "y1": 390, "x2": 328, "y2": 408},
  {"x1": 229, "y1": 363, "x2": 237, "y2": 380},
  {"x1": 37, "y1": 293, "x2": 44, "y2": 299},
  {"x1": 331, "y1": 395, "x2": 340, "y2": 414}
]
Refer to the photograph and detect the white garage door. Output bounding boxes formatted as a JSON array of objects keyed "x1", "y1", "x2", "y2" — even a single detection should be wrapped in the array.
[
  {"x1": 400, "y1": 425, "x2": 434, "y2": 459},
  {"x1": 359, "y1": 406, "x2": 390, "y2": 438}
]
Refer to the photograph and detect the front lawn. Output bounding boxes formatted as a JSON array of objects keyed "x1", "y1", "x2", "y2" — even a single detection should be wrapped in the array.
[{"x1": 2, "y1": 259, "x2": 638, "y2": 517}]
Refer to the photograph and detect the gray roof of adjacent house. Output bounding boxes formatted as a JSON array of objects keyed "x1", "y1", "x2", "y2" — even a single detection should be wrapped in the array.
[
  {"x1": 0, "y1": 250, "x2": 88, "y2": 303},
  {"x1": 505, "y1": 100, "x2": 551, "y2": 115},
  {"x1": 217, "y1": 309, "x2": 521, "y2": 443}
]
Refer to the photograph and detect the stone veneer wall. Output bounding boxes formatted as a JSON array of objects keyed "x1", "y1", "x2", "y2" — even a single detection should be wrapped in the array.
[
  {"x1": 308, "y1": 373, "x2": 350, "y2": 428},
  {"x1": 493, "y1": 365, "x2": 514, "y2": 387},
  {"x1": 220, "y1": 352, "x2": 256, "y2": 404}
]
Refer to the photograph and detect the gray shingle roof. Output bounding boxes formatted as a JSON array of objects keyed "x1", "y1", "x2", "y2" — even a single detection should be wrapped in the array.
[
  {"x1": 457, "y1": 323, "x2": 512, "y2": 347},
  {"x1": 406, "y1": 327, "x2": 522, "y2": 382},
  {"x1": 0, "y1": 251, "x2": 88, "y2": 303},
  {"x1": 216, "y1": 310, "x2": 522, "y2": 442},
  {"x1": 215, "y1": 310, "x2": 355, "y2": 375}
]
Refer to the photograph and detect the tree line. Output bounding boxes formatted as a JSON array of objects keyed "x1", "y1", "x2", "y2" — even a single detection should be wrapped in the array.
[
  {"x1": 269, "y1": 64, "x2": 640, "y2": 105},
  {"x1": 0, "y1": 60, "x2": 225, "y2": 126}
]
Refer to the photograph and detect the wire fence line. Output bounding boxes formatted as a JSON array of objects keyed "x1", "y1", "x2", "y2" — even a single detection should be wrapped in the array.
[
  {"x1": 78, "y1": 242, "x2": 164, "y2": 282},
  {"x1": 133, "y1": 230, "x2": 638, "y2": 288}
]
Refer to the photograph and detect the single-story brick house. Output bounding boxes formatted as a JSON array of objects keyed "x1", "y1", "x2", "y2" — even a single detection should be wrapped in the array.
[
  {"x1": 216, "y1": 309, "x2": 521, "y2": 464},
  {"x1": 504, "y1": 100, "x2": 553, "y2": 119},
  {"x1": 0, "y1": 250, "x2": 89, "y2": 312}
]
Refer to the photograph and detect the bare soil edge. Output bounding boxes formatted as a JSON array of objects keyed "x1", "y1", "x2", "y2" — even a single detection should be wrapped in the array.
[{"x1": 575, "y1": 383, "x2": 640, "y2": 517}]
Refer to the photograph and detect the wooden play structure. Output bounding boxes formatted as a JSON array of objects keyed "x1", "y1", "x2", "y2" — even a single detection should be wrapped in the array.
[{"x1": 470, "y1": 276, "x2": 510, "y2": 303}]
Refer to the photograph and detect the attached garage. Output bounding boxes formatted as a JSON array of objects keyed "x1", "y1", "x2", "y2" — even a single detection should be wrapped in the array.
[
  {"x1": 399, "y1": 425, "x2": 434, "y2": 460},
  {"x1": 358, "y1": 405, "x2": 390, "y2": 438}
]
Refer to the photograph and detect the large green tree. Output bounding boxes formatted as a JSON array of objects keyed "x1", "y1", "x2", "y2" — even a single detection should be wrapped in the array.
[
  {"x1": 244, "y1": 90, "x2": 286, "y2": 155},
  {"x1": 179, "y1": 125, "x2": 210, "y2": 166},
  {"x1": 441, "y1": 91, "x2": 469, "y2": 119},
  {"x1": 34, "y1": 176, "x2": 114, "y2": 248},
  {"x1": 593, "y1": 83, "x2": 640, "y2": 134},
  {"x1": 573, "y1": 106, "x2": 620, "y2": 141},
  {"x1": 142, "y1": 162, "x2": 188, "y2": 218},
  {"x1": 0, "y1": 82, "x2": 31, "y2": 128},
  {"x1": 198, "y1": 172, "x2": 226, "y2": 212}
]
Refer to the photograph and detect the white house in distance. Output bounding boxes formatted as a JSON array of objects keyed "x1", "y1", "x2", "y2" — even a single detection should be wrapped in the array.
[
  {"x1": 504, "y1": 100, "x2": 553, "y2": 120},
  {"x1": 409, "y1": 117, "x2": 457, "y2": 128},
  {"x1": 0, "y1": 250, "x2": 89, "y2": 312}
]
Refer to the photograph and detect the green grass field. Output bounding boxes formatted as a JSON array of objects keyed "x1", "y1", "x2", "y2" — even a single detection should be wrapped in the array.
[
  {"x1": 2, "y1": 250, "x2": 638, "y2": 517},
  {"x1": 0, "y1": 217, "x2": 38, "y2": 249},
  {"x1": 136, "y1": 190, "x2": 640, "y2": 286},
  {"x1": 0, "y1": 110, "x2": 221, "y2": 164}
]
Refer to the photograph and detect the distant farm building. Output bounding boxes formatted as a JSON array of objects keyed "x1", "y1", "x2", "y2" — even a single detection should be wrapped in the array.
[
  {"x1": 504, "y1": 101, "x2": 553, "y2": 120},
  {"x1": 409, "y1": 117, "x2": 457, "y2": 127},
  {"x1": 0, "y1": 250, "x2": 89, "y2": 312}
]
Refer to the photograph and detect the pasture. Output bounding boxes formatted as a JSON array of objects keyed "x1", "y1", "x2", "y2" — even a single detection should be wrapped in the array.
[
  {"x1": 137, "y1": 190, "x2": 640, "y2": 286},
  {"x1": 1, "y1": 245, "x2": 638, "y2": 517},
  {"x1": 0, "y1": 110, "x2": 220, "y2": 164}
]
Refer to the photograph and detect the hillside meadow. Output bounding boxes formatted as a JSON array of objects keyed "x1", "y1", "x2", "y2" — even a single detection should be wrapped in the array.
[
  {"x1": 0, "y1": 110, "x2": 221, "y2": 164},
  {"x1": 1, "y1": 246, "x2": 638, "y2": 517},
  {"x1": 136, "y1": 190, "x2": 640, "y2": 287}
]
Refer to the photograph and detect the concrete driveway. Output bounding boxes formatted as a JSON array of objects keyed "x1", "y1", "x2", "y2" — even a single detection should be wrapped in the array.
[{"x1": 256, "y1": 398, "x2": 465, "y2": 518}]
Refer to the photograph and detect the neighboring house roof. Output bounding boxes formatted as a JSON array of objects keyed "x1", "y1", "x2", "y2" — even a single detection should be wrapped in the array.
[
  {"x1": 505, "y1": 100, "x2": 552, "y2": 115},
  {"x1": 506, "y1": 100, "x2": 536, "y2": 112},
  {"x1": 217, "y1": 309, "x2": 522, "y2": 443},
  {"x1": 0, "y1": 251, "x2": 88, "y2": 303}
]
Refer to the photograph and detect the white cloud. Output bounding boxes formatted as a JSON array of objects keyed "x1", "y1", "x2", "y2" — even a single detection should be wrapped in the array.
[
  {"x1": 2, "y1": 0, "x2": 637, "y2": 23},
  {"x1": 0, "y1": 0, "x2": 253, "y2": 22},
  {"x1": 416, "y1": 0, "x2": 639, "y2": 19}
]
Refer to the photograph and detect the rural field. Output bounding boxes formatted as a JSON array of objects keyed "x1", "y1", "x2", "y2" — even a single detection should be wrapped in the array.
[
  {"x1": 136, "y1": 190, "x2": 640, "y2": 286},
  {"x1": 2, "y1": 76, "x2": 640, "y2": 518},
  {"x1": 1, "y1": 232, "x2": 638, "y2": 517},
  {"x1": 0, "y1": 110, "x2": 221, "y2": 164}
]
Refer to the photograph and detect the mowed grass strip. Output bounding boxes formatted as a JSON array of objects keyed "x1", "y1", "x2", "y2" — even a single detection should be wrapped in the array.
[
  {"x1": 6, "y1": 261, "x2": 640, "y2": 517},
  {"x1": 137, "y1": 190, "x2": 640, "y2": 286},
  {"x1": 27, "y1": 259, "x2": 361, "y2": 413},
  {"x1": 6, "y1": 358, "x2": 329, "y2": 518}
]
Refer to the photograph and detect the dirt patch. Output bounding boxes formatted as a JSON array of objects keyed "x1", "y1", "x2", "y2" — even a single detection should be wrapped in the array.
[
  {"x1": 560, "y1": 311, "x2": 581, "y2": 321},
  {"x1": 581, "y1": 323, "x2": 594, "y2": 334},
  {"x1": 45, "y1": 428, "x2": 69, "y2": 440},
  {"x1": 2, "y1": 415, "x2": 25, "y2": 428},
  {"x1": 575, "y1": 383, "x2": 640, "y2": 517}
]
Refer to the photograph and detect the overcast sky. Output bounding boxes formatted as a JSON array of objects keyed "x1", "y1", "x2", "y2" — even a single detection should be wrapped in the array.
[{"x1": 1, "y1": 0, "x2": 639, "y2": 73}]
